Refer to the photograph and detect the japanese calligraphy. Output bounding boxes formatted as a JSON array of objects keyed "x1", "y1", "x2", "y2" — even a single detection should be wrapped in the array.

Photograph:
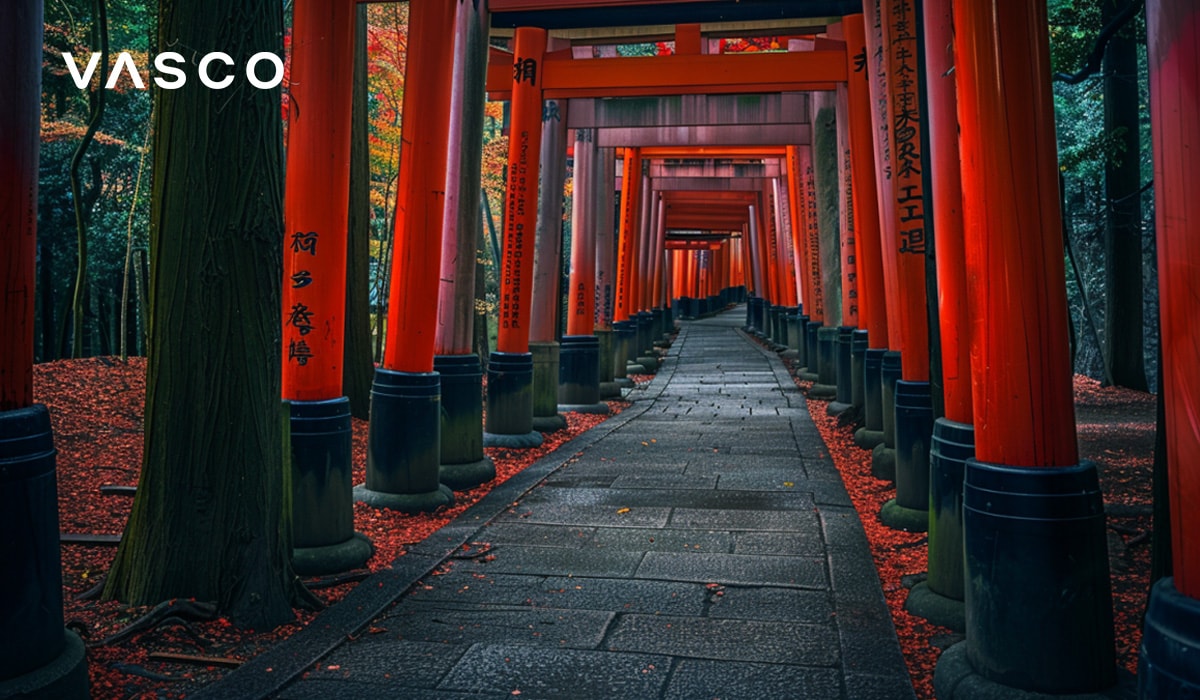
[
  {"x1": 288, "y1": 302, "x2": 315, "y2": 335},
  {"x1": 291, "y1": 270, "x2": 313, "y2": 288},
  {"x1": 288, "y1": 338, "x2": 313, "y2": 365},
  {"x1": 290, "y1": 230, "x2": 319, "y2": 255},
  {"x1": 513, "y1": 57, "x2": 537, "y2": 85}
]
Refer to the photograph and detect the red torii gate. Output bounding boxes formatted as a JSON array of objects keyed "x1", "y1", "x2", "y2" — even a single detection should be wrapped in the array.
[{"x1": 6, "y1": 1, "x2": 1200, "y2": 696}]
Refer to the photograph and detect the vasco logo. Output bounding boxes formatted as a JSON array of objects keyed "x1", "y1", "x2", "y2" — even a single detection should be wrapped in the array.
[{"x1": 62, "y1": 51, "x2": 284, "y2": 90}]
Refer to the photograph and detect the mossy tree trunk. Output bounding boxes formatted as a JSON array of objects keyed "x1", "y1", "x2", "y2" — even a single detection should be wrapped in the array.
[
  {"x1": 1101, "y1": 0, "x2": 1148, "y2": 391},
  {"x1": 103, "y1": 0, "x2": 304, "y2": 629},
  {"x1": 344, "y1": 4, "x2": 374, "y2": 420}
]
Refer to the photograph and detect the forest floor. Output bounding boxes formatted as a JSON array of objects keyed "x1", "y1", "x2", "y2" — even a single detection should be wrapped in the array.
[{"x1": 33, "y1": 355, "x2": 1154, "y2": 699}]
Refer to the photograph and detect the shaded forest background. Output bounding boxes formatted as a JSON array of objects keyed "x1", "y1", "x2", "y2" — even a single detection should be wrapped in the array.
[{"x1": 34, "y1": 0, "x2": 1157, "y2": 391}]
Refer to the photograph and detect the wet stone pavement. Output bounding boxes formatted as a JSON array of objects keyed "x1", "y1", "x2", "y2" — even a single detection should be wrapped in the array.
[{"x1": 203, "y1": 308, "x2": 915, "y2": 700}]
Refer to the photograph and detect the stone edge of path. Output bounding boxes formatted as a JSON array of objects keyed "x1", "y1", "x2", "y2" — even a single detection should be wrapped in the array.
[{"x1": 192, "y1": 341, "x2": 681, "y2": 700}]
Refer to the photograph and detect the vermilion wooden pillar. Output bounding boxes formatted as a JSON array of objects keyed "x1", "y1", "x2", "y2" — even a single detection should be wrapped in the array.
[
  {"x1": 361, "y1": 0, "x2": 459, "y2": 511},
  {"x1": 877, "y1": 0, "x2": 934, "y2": 533},
  {"x1": 0, "y1": 3, "x2": 39, "y2": 413},
  {"x1": 907, "y1": 0, "x2": 974, "y2": 628},
  {"x1": 1138, "y1": 2, "x2": 1200, "y2": 695},
  {"x1": 559, "y1": 127, "x2": 608, "y2": 414},
  {"x1": 843, "y1": 13, "x2": 890, "y2": 452},
  {"x1": 798, "y1": 146, "x2": 825, "y2": 382},
  {"x1": 612, "y1": 148, "x2": 642, "y2": 377},
  {"x1": 529, "y1": 97, "x2": 569, "y2": 431},
  {"x1": 486, "y1": 26, "x2": 547, "y2": 447},
  {"x1": 282, "y1": 0, "x2": 372, "y2": 568},
  {"x1": 784, "y1": 146, "x2": 810, "y2": 361},
  {"x1": 934, "y1": 0, "x2": 1117, "y2": 693},
  {"x1": 434, "y1": 0, "x2": 494, "y2": 492},
  {"x1": 594, "y1": 147, "x2": 623, "y2": 395},
  {"x1": 0, "y1": 2, "x2": 89, "y2": 695},
  {"x1": 862, "y1": 0, "x2": 903, "y2": 479}
]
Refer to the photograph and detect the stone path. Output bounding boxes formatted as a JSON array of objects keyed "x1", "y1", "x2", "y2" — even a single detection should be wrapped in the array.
[{"x1": 201, "y1": 307, "x2": 915, "y2": 700}]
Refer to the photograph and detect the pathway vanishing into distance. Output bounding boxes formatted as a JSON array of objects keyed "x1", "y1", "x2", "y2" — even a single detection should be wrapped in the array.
[{"x1": 202, "y1": 307, "x2": 914, "y2": 700}]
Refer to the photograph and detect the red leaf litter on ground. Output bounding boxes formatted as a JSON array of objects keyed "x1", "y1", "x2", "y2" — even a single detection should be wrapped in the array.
[
  {"x1": 781, "y1": 355, "x2": 1155, "y2": 699},
  {"x1": 33, "y1": 357, "x2": 638, "y2": 699}
]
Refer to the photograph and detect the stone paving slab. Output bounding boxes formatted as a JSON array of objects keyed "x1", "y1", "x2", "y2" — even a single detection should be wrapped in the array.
[
  {"x1": 636, "y1": 550, "x2": 828, "y2": 588},
  {"x1": 379, "y1": 603, "x2": 615, "y2": 647},
  {"x1": 242, "y1": 308, "x2": 915, "y2": 700},
  {"x1": 404, "y1": 571, "x2": 711, "y2": 616},
  {"x1": 664, "y1": 660, "x2": 844, "y2": 700},
  {"x1": 437, "y1": 644, "x2": 670, "y2": 697},
  {"x1": 604, "y1": 614, "x2": 840, "y2": 665}
]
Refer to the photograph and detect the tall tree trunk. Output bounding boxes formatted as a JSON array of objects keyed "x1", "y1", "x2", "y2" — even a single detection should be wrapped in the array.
[
  {"x1": 69, "y1": 0, "x2": 108, "y2": 358},
  {"x1": 1102, "y1": 0, "x2": 1148, "y2": 390},
  {"x1": 343, "y1": 4, "x2": 374, "y2": 419},
  {"x1": 103, "y1": 0, "x2": 308, "y2": 629}
]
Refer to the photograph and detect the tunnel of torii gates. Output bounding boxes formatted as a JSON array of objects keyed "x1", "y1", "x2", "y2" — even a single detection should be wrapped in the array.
[{"x1": 1, "y1": 0, "x2": 1199, "y2": 697}]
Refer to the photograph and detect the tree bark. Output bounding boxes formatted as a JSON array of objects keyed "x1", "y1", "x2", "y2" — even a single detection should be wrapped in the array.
[
  {"x1": 343, "y1": 5, "x2": 374, "y2": 419},
  {"x1": 1102, "y1": 0, "x2": 1148, "y2": 390},
  {"x1": 103, "y1": 0, "x2": 304, "y2": 629}
]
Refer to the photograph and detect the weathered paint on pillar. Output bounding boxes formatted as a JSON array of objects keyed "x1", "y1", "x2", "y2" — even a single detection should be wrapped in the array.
[
  {"x1": 593, "y1": 147, "x2": 617, "y2": 331},
  {"x1": 530, "y1": 99, "x2": 568, "y2": 344},
  {"x1": 651, "y1": 195, "x2": 668, "y2": 309},
  {"x1": 953, "y1": 0, "x2": 1077, "y2": 466},
  {"x1": 435, "y1": 0, "x2": 490, "y2": 356},
  {"x1": 836, "y1": 85, "x2": 859, "y2": 329},
  {"x1": 864, "y1": 0, "x2": 902, "y2": 351},
  {"x1": 381, "y1": 0, "x2": 457, "y2": 372},
  {"x1": 843, "y1": 13, "x2": 888, "y2": 349},
  {"x1": 496, "y1": 27, "x2": 547, "y2": 354},
  {"x1": 882, "y1": 0, "x2": 929, "y2": 381},
  {"x1": 785, "y1": 146, "x2": 807, "y2": 309},
  {"x1": 566, "y1": 128, "x2": 596, "y2": 336},
  {"x1": 762, "y1": 187, "x2": 781, "y2": 305},
  {"x1": 0, "y1": 0, "x2": 40, "y2": 411},
  {"x1": 635, "y1": 177, "x2": 654, "y2": 313},
  {"x1": 812, "y1": 92, "x2": 843, "y2": 327},
  {"x1": 1147, "y1": 0, "x2": 1200, "y2": 597},
  {"x1": 773, "y1": 178, "x2": 799, "y2": 307},
  {"x1": 923, "y1": 0, "x2": 972, "y2": 424},
  {"x1": 614, "y1": 148, "x2": 642, "y2": 323},
  {"x1": 282, "y1": 0, "x2": 355, "y2": 400},
  {"x1": 799, "y1": 146, "x2": 825, "y2": 324}
]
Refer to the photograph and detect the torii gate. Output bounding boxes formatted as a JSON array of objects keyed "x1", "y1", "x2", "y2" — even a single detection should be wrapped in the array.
[{"x1": 5, "y1": 1, "x2": 1200, "y2": 697}]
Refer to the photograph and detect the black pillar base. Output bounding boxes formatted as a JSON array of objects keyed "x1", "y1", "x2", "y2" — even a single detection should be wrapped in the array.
[
  {"x1": 293, "y1": 533, "x2": 375, "y2": 577},
  {"x1": 904, "y1": 580, "x2": 965, "y2": 632},
  {"x1": 359, "y1": 369, "x2": 453, "y2": 513},
  {"x1": 927, "y1": 418, "x2": 975, "y2": 601},
  {"x1": 935, "y1": 642, "x2": 1132, "y2": 700},
  {"x1": 781, "y1": 307, "x2": 802, "y2": 360},
  {"x1": 959, "y1": 460, "x2": 1116, "y2": 694},
  {"x1": 1140, "y1": 576, "x2": 1200, "y2": 698},
  {"x1": 0, "y1": 405, "x2": 89, "y2": 699},
  {"x1": 809, "y1": 326, "x2": 839, "y2": 398},
  {"x1": 290, "y1": 397, "x2": 372, "y2": 574},
  {"x1": 612, "y1": 321, "x2": 635, "y2": 380},
  {"x1": 879, "y1": 497, "x2": 928, "y2": 532},
  {"x1": 893, "y1": 380, "x2": 933, "y2": 512},
  {"x1": 854, "y1": 427, "x2": 886, "y2": 451},
  {"x1": 871, "y1": 441, "x2": 896, "y2": 481},
  {"x1": 531, "y1": 342, "x2": 567, "y2": 433},
  {"x1": 435, "y1": 354, "x2": 495, "y2": 491},
  {"x1": 850, "y1": 330, "x2": 868, "y2": 410},
  {"x1": 0, "y1": 629, "x2": 89, "y2": 700},
  {"x1": 802, "y1": 321, "x2": 821, "y2": 381},
  {"x1": 863, "y1": 348, "x2": 886, "y2": 432},
  {"x1": 484, "y1": 351, "x2": 542, "y2": 448},
  {"x1": 558, "y1": 335, "x2": 608, "y2": 415},
  {"x1": 834, "y1": 326, "x2": 854, "y2": 401}
]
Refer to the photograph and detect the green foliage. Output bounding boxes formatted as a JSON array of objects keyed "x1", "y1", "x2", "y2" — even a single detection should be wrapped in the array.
[{"x1": 1049, "y1": 0, "x2": 1157, "y2": 387}]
